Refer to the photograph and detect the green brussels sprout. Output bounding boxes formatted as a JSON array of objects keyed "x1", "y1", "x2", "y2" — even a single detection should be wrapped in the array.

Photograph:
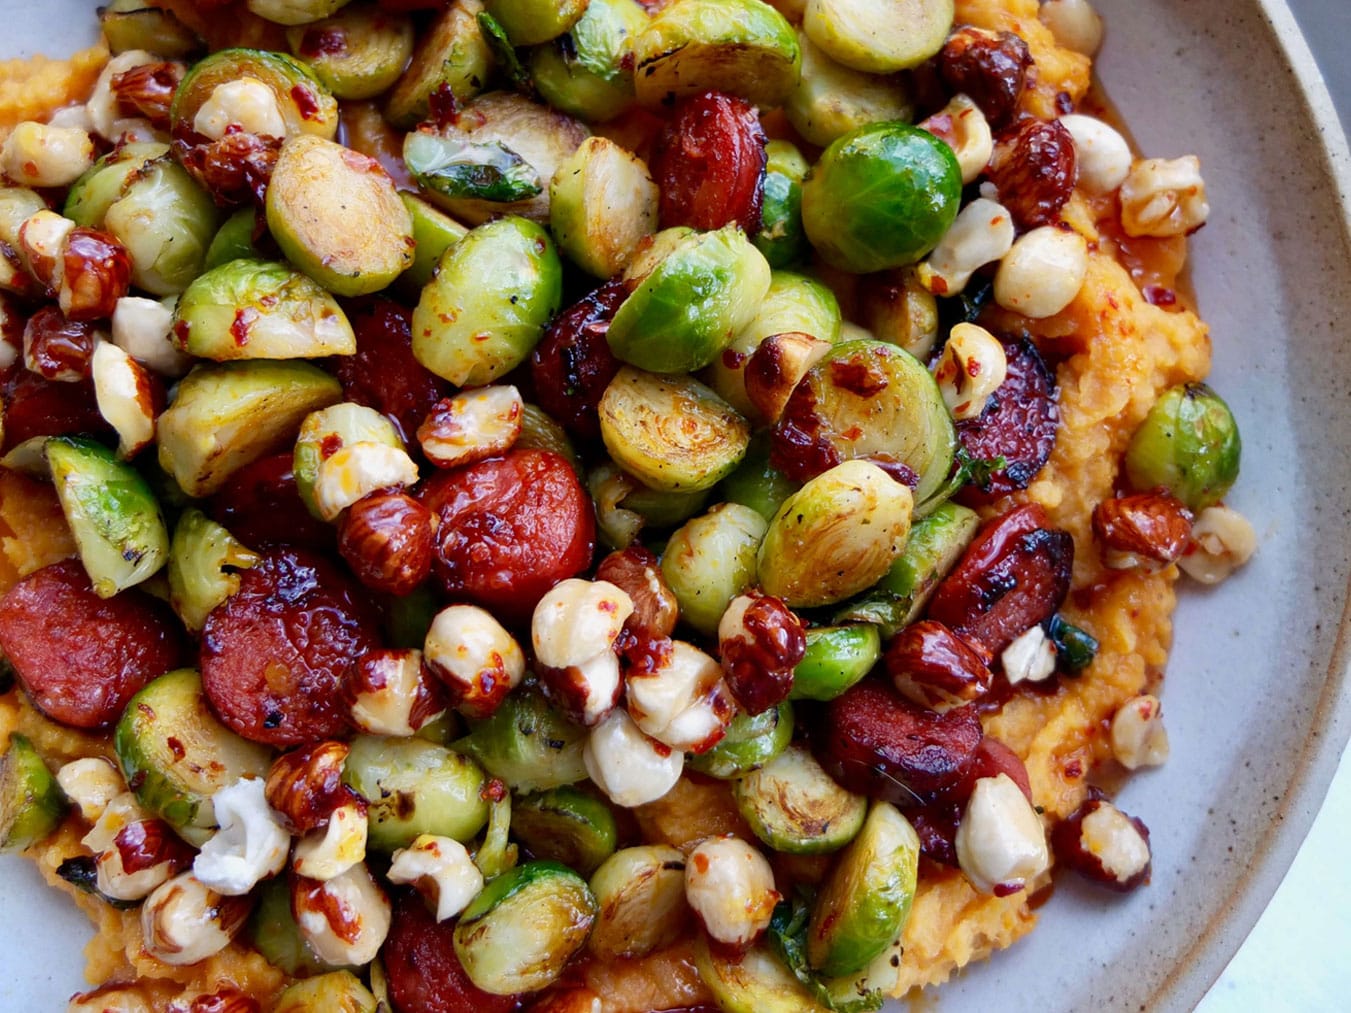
[
  {"x1": 342, "y1": 736, "x2": 490, "y2": 851},
  {"x1": 802, "y1": 121, "x2": 962, "y2": 273},
  {"x1": 0, "y1": 734, "x2": 66, "y2": 853},
  {"x1": 65, "y1": 142, "x2": 219, "y2": 295},
  {"x1": 661, "y1": 502, "x2": 767, "y2": 635},
  {"x1": 606, "y1": 468, "x2": 711, "y2": 528},
  {"x1": 272, "y1": 971, "x2": 377, "y2": 1013},
  {"x1": 1124, "y1": 382, "x2": 1241, "y2": 510},
  {"x1": 511, "y1": 786, "x2": 618, "y2": 876},
  {"x1": 114, "y1": 670, "x2": 273, "y2": 846},
  {"x1": 806, "y1": 800, "x2": 919, "y2": 977},
  {"x1": 246, "y1": 0, "x2": 353, "y2": 26},
  {"x1": 688, "y1": 701, "x2": 793, "y2": 779},
  {"x1": 285, "y1": 3, "x2": 415, "y2": 100},
  {"x1": 718, "y1": 432, "x2": 800, "y2": 524},
  {"x1": 758, "y1": 459, "x2": 913, "y2": 608},
  {"x1": 754, "y1": 140, "x2": 811, "y2": 269},
  {"x1": 404, "y1": 130, "x2": 546, "y2": 207},
  {"x1": 632, "y1": 0, "x2": 801, "y2": 109},
  {"x1": 167, "y1": 508, "x2": 260, "y2": 633},
  {"x1": 550, "y1": 136, "x2": 659, "y2": 279},
  {"x1": 171, "y1": 47, "x2": 340, "y2": 142},
  {"x1": 791, "y1": 624, "x2": 881, "y2": 701},
  {"x1": 411, "y1": 216, "x2": 562, "y2": 386},
  {"x1": 453, "y1": 860, "x2": 598, "y2": 995},
  {"x1": 733, "y1": 743, "x2": 868, "y2": 854},
  {"x1": 695, "y1": 936, "x2": 831, "y2": 1013},
  {"x1": 599, "y1": 367, "x2": 750, "y2": 494},
  {"x1": 203, "y1": 208, "x2": 265, "y2": 272},
  {"x1": 855, "y1": 265, "x2": 940, "y2": 360},
  {"x1": 293, "y1": 402, "x2": 407, "y2": 518},
  {"x1": 99, "y1": 0, "x2": 202, "y2": 58},
  {"x1": 157, "y1": 360, "x2": 342, "y2": 498},
  {"x1": 607, "y1": 225, "x2": 771, "y2": 373},
  {"x1": 802, "y1": 0, "x2": 953, "y2": 73},
  {"x1": 530, "y1": 0, "x2": 648, "y2": 122},
  {"x1": 399, "y1": 193, "x2": 469, "y2": 293},
  {"x1": 517, "y1": 403, "x2": 583, "y2": 476},
  {"x1": 454, "y1": 683, "x2": 589, "y2": 793},
  {"x1": 46, "y1": 435, "x2": 169, "y2": 598},
  {"x1": 587, "y1": 844, "x2": 688, "y2": 960},
  {"x1": 485, "y1": 0, "x2": 587, "y2": 45},
  {"x1": 786, "y1": 30, "x2": 913, "y2": 148},
  {"x1": 266, "y1": 134, "x2": 414, "y2": 296},
  {"x1": 706, "y1": 269, "x2": 841, "y2": 416},
  {"x1": 247, "y1": 877, "x2": 339, "y2": 977},
  {"x1": 385, "y1": 0, "x2": 492, "y2": 128}
]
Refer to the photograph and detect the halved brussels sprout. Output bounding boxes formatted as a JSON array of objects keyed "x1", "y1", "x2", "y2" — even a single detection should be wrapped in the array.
[
  {"x1": 293, "y1": 402, "x2": 406, "y2": 518},
  {"x1": 99, "y1": 0, "x2": 202, "y2": 57},
  {"x1": 453, "y1": 860, "x2": 598, "y2": 995},
  {"x1": 1124, "y1": 382, "x2": 1241, "y2": 511},
  {"x1": 599, "y1": 367, "x2": 750, "y2": 494},
  {"x1": 529, "y1": 0, "x2": 647, "y2": 122},
  {"x1": 688, "y1": 701, "x2": 793, "y2": 779},
  {"x1": 695, "y1": 936, "x2": 832, "y2": 1013},
  {"x1": 204, "y1": 208, "x2": 265, "y2": 272},
  {"x1": 608, "y1": 225, "x2": 771, "y2": 373},
  {"x1": 754, "y1": 140, "x2": 810, "y2": 269},
  {"x1": 550, "y1": 136, "x2": 659, "y2": 279},
  {"x1": 588, "y1": 844, "x2": 689, "y2": 960},
  {"x1": 633, "y1": 0, "x2": 801, "y2": 109},
  {"x1": 802, "y1": 0, "x2": 953, "y2": 73},
  {"x1": 285, "y1": 4, "x2": 415, "y2": 100},
  {"x1": 801, "y1": 121, "x2": 962, "y2": 273},
  {"x1": 485, "y1": 0, "x2": 587, "y2": 45},
  {"x1": 661, "y1": 502, "x2": 767, "y2": 635},
  {"x1": 511, "y1": 786, "x2": 618, "y2": 876},
  {"x1": 786, "y1": 30, "x2": 913, "y2": 148},
  {"x1": 411, "y1": 216, "x2": 562, "y2": 387},
  {"x1": 343, "y1": 736, "x2": 489, "y2": 851},
  {"x1": 0, "y1": 734, "x2": 65, "y2": 853},
  {"x1": 399, "y1": 193, "x2": 469, "y2": 292},
  {"x1": 855, "y1": 265, "x2": 939, "y2": 360},
  {"x1": 173, "y1": 259, "x2": 356, "y2": 360},
  {"x1": 266, "y1": 134, "x2": 414, "y2": 296},
  {"x1": 114, "y1": 669, "x2": 274, "y2": 847},
  {"x1": 157, "y1": 359, "x2": 343, "y2": 497},
  {"x1": 589, "y1": 463, "x2": 712, "y2": 547},
  {"x1": 718, "y1": 432, "x2": 800, "y2": 524},
  {"x1": 454, "y1": 683, "x2": 589, "y2": 793},
  {"x1": 272, "y1": 971, "x2": 377, "y2": 1013},
  {"x1": 791, "y1": 623, "x2": 881, "y2": 701},
  {"x1": 248, "y1": 0, "x2": 354, "y2": 26},
  {"x1": 171, "y1": 47, "x2": 340, "y2": 142},
  {"x1": 385, "y1": 0, "x2": 493, "y2": 128},
  {"x1": 404, "y1": 130, "x2": 545, "y2": 207},
  {"x1": 167, "y1": 508, "x2": 260, "y2": 633},
  {"x1": 758, "y1": 459, "x2": 913, "y2": 608},
  {"x1": 806, "y1": 800, "x2": 919, "y2": 977},
  {"x1": 65, "y1": 142, "x2": 219, "y2": 296},
  {"x1": 734, "y1": 743, "x2": 868, "y2": 854}
]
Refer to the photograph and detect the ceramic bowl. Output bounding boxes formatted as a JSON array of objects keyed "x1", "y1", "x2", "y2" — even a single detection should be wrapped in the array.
[{"x1": 0, "y1": 1, "x2": 1346, "y2": 1010}]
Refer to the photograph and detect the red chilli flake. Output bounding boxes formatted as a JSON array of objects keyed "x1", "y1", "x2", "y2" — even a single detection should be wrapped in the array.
[{"x1": 291, "y1": 85, "x2": 320, "y2": 121}]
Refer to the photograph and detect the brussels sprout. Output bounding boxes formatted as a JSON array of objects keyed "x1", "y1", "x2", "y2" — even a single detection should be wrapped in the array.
[
  {"x1": 411, "y1": 216, "x2": 560, "y2": 386},
  {"x1": 247, "y1": 877, "x2": 339, "y2": 976},
  {"x1": 1124, "y1": 382, "x2": 1241, "y2": 511},
  {"x1": 476, "y1": 10, "x2": 534, "y2": 93},
  {"x1": 589, "y1": 464, "x2": 645, "y2": 549},
  {"x1": 272, "y1": 971, "x2": 377, "y2": 1013},
  {"x1": 343, "y1": 736, "x2": 489, "y2": 851},
  {"x1": 45, "y1": 435, "x2": 169, "y2": 598},
  {"x1": 385, "y1": 0, "x2": 493, "y2": 128},
  {"x1": 786, "y1": 31, "x2": 913, "y2": 148},
  {"x1": 399, "y1": 193, "x2": 469, "y2": 292},
  {"x1": 285, "y1": 4, "x2": 414, "y2": 100},
  {"x1": 633, "y1": 0, "x2": 801, "y2": 109},
  {"x1": 0, "y1": 734, "x2": 65, "y2": 853},
  {"x1": 550, "y1": 136, "x2": 659, "y2": 278},
  {"x1": 754, "y1": 140, "x2": 810, "y2": 269},
  {"x1": 661, "y1": 502, "x2": 767, "y2": 635},
  {"x1": 688, "y1": 701, "x2": 793, "y2": 779},
  {"x1": 782, "y1": 338, "x2": 956, "y2": 504},
  {"x1": 518, "y1": 403, "x2": 582, "y2": 476},
  {"x1": 791, "y1": 624, "x2": 881, "y2": 701},
  {"x1": 511, "y1": 786, "x2": 618, "y2": 875},
  {"x1": 758, "y1": 459, "x2": 913, "y2": 608},
  {"x1": 695, "y1": 936, "x2": 832, "y2": 1013},
  {"x1": 454, "y1": 683, "x2": 589, "y2": 793},
  {"x1": 588, "y1": 844, "x2": 688, "y2": 960},
  {"x1": 485, "y1": 0, "x2": 587, "y2": 45},
  {"x1": 475, "y1": 789, "x2": 519, "y2": 880},
  {"x1": 734, "y1": 743, "x2": 868, "y2": 854},
  {"x1": 856, "y1": 265, "x2": 939, "y2": 360},
  {"x1": 599, "y1": 367, "x2": 750, "y2": 494},
  {"x1": 247, "y1": 0, "x2": 354, "y2": 25},
  {"x1": 453, "y1": 860, "x2": 598, "y2": 994},
  {"x1": 292, "y1": 402, "x2": 407, "y2": 518},
  {"x1": 590, "y1": 462, "x2": 711, "y2": 530},
  {"x1": 167, "y1": 508, "x2": 260, "y2": 633},
  {"x1": 530, "y1": 0, "x2": 647, "y2": 122},
  {"x1": 607, "y1": 225, "x2": 771, "y2": 373},
  {"x1": 802, "y1": 121, "x2": 962, "y2": 273},
  {"x1": 157, "y1": 360, "x2": 342, "y2": 498},
  {"x1": 173, "y1": 259, "x2": 356, "y2": 360},
  {"x1": 833, "y1": 501, "x2": 979, "y2": 636},
  {"x1": 171, "y1": 47, "x2": 340, "y2": 142},
  {"x1": 204, "y1": 208, "x2": 265, "y2": 272},
  {"x1": 803, "y1": 0, "x2": 952, "y2": 73},
  {"x1": 404, "y1": 130, "x2": 546, "y2": 206},
  {"x1": 807, "y1": 800, "x2": 919, "y2": 977},
  {"x1": 266, "y1": 134, "x2": 414, "y2": 296},
  {"x1": 706, "y1": 269, "x2": 841, "y2": 416},
  {"x1": 114, "y1": 670, "x2": 274, "y2": 846},
  {"x1": 718, "y1": 432, "x2": 800, "y2": 524},
  {"x1": 65, "y1": 142, "x2": 219, "y2": 296},
  {"x1": 99, "y1": 0, "x2": 202, "y2": 57}
]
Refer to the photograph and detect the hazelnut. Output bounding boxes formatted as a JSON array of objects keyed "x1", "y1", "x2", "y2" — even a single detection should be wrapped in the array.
[
  {"x1": 265, "y1": 741, "x2": 358, "y2": 835},
  {"x1": 886, "y1": 619, "x2": 993, "y2": 712},
  {"x1": 337, "y1": 491, "x2": 435, "y2": 596}
]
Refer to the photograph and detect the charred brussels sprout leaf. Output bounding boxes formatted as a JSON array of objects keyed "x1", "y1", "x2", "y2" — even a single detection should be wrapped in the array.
[
  {"x1": 404, "y1": 131, "x2": 544, "y2": 204},
  {"x1": 768, "y1": 892, "x2": 885, "y2": 1013}
]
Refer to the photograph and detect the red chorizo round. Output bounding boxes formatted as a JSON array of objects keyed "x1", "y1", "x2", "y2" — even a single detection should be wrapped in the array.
[
  {"x1": 0, "y1": 560, "x2": 186, "y2": 729},
  {"x1": 383, "y1": 890, "x2": 518, "y2": 1013},
  {"x1": 651, "y1": 90, "x2": 767, "y2": 233},
  {"x1": 200, "y1": 548, "x2": 381, "y2": 747},
  {"x1": 528, "y1": 279, "x2": 626, "y2": 442},
  {"x1": 208, "y1": 451, "x2": 332, "y2": 550},
  {"x1": 1, "y1": 371, "x2": 111, "y2": 453},
  {"x1": 421, "y1": 449, "x2": 595, "y2": 626}
]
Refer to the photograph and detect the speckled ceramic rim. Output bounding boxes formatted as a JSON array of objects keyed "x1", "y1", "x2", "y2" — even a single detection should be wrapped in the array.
[{"x1": 1147, "y1": 7, "x2": 1351, "y2": 1008}]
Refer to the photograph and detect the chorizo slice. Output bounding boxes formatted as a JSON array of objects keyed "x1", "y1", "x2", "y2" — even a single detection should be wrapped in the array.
[
  {"x1": 651, "y1": 90, "x2": 767, "y2": 234},
  {"x1": 200, "y1": 548, "x2": 381, "y2": 747},
  {"x1": 0, "y1": 559, "x2": 186, "y2": 729},
  {"x1": 528, "y1": 279, "x2": 627, "y2": 442}
]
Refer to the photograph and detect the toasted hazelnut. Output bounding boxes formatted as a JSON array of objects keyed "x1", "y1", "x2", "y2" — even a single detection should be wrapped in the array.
[
  {"x1": 343, "y1": 648, "x2": 448, "y2": 737},
  {"x1": 887, "y1": 620, "x2": 993, "y2": 712},
  {"x1": 92, "y1": 340, "x2": 161, "y2": 458},
  {"x1": 337, "y1": 491, "x2": 435, "y2": 596},
  {"x1": 23, "y1": 305, "x2": 97, "y2": 381},
  {"x1": 96, "y1": 817, "x2": 194, "y2": 901},
  {"x1": 141, "y1": 872, "x2": 252, "y2": 966},
  {"x1": 110, "y1": 61, "x2": 182, "y2": 129},
  {"x1": 417, "y1": 385, "x2": 524, "y2": 469},
  {"x1": 292, "y1": 863, "x2": 392, "y2": 967},
  {"x1": 169, "y1": 988, "x2": 261, "y2": 1013},
  {"x1": 1093, "y1": 490, "x2": 1194, "y2": 570},
  {"x1": 1110, "y1": 694, "x2": 1170, "y2": 770},
  {"x1": 61, "y1": 227, "x2": 133, "y2": 321},
  {"x1": 265, "y1": 741, "x2": 356, "y2": 835},
  {"x1": 717, "y1": 590, "x2": 806, "y2": 715},
  {"x1": 743, "y1": 331, "x2": 832, "y2": 424},
  {"x1": 594, "y1": 545, "x2": 679, "y2": 640},
  {"x1": 938, "y1": 26, "x2": 1033, "y2": 127},
  {"x1": 1051, "y1": 796, "x2": 1152, "y2": 891},
  {"x1": 626, "y1": 640, "x2": 736, "y2": 754}
]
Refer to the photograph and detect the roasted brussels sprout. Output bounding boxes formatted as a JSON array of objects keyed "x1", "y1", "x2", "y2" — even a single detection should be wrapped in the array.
[
  {"x1": 734, "y1": 743, "x2": 868, "y2": 854},
  {"x1": 719, "y1": 432, "x2": 801, "y2": 524},
  {"x1": 272, "y1": 971, "x2": 378, "y2": 1013},
  {"x1": 171, "y1": 47, "x2": 340, "y2": 143},
  {"x1": 511, "y1": 786, "x2": 618, "y2": 876},
  {"x1": 1124, "y1": 382, "x2": 1241, "y2": 511},
  {"x1": 696, "y1": 936, "x2": 831, "y2": 1013},
  {"x1": 384, "y1": 0, "x2": 493, "y2": 128},
  {"x1": 688, "y1": 700, "x2": 793, "y2": 779},
  {"x1": 0, "y1": 734, "x2": 66, "y2": 853},
  {"x1": 801, "y1": 121, "x2": 962, "y2": 273},
  {"x1": 284, "y1": 3, "x2": 415, "y2": 100},
  {"x1": 786, "y1": 30, "x2": 913, "y2": 148},
  {"x1": 529, "y1": 0, "x2": 648, "y2": 122},
  {"x1": 661, "y1": 502, "x2": 767, "y2": 635},
  {"x1": 203, "y1": 208, "x2": 265, "y2": 272},
  {"x1": 802, "y1": 0, "x2": 953, "y2": 73},
  {"x1": 587, "y1": 844, "x2": 689, "y2": 960},
  {"x1": 486, "y1": 0, "x2": 587, "y2": 45},
  {"x1": 399, "y1": 193, "x2": 468, "y2": 292},
  {"x1": 753, "y1": 140, "x2": 810, "y2": 268},
  {"x1": 791, "y1": 623, "x2": 881, "y2": 701},
  {"x1": 550, "y1": 136, "x2": 659, "y2": 279},
  {"x1": 248, "y1": 0, "x2": 355, "y2": 27},
  {"x1": 453, "y1": 683, "x2": 589, "y2": 793},
  {"x1": 99, "y1": 0, "x2": 202, "y2": 58},
  {"x1": 166, "y1": 508, "x2": 260, "y2": 633}
]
